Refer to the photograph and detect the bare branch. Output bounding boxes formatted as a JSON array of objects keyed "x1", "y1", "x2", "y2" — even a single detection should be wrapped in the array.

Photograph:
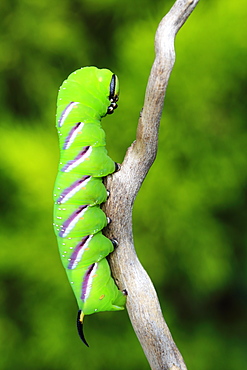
[{"x1": 103, "y1": 0, "x2": 200, "y2": 369}]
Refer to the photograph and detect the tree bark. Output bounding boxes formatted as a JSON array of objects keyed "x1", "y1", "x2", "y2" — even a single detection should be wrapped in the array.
[{"x1": 103, "y1": 0, "x2": 201, "y2": 369}]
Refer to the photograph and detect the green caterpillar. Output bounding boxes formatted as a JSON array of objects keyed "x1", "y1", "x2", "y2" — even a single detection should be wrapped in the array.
[{"x1": 53, "y1": 66, "x2": 126, "y2": 346}]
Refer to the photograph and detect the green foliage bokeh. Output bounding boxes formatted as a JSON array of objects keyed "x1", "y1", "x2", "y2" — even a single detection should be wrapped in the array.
[{"x1": 0, "y1": 0, "x2": 246, "y2": 369}]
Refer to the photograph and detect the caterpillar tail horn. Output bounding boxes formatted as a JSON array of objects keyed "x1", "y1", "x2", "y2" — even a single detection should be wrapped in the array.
[{"x1": 77, "y1": 310, "x2": 89, "y2": 347}]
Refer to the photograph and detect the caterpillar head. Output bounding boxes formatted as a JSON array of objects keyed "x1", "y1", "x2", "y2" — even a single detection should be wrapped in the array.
[{"x1": 107, "y1": 74, "x2": 119, "y2": 114}]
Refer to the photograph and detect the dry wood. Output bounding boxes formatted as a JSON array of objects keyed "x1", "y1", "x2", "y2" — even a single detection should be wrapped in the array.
[{"x1": 103, "y1": 0, "x2": 200, "y2": 369}]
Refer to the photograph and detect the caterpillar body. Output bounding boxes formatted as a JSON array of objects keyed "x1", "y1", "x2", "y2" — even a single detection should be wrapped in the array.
[{"x1": 53, "y1": 66, "x2": 126, "y2": 346}]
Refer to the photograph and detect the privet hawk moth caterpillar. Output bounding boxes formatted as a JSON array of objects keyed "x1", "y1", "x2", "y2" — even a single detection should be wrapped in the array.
[{"x1": 53, "y1": 66, "x2": 126, "y2": 346}]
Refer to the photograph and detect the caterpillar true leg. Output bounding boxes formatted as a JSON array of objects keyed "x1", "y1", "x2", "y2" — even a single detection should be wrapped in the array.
[
  {"x1": 114, "y1": 162, "x2": 121, "y2": 172},
  {"x1": 111, "y1": 239, "x2": 119, "y2": 249}
]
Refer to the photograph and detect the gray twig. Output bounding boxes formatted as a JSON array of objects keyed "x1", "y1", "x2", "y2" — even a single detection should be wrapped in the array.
[{"x1": 103, "y1": 1, "x2": 200, "y2": 369}]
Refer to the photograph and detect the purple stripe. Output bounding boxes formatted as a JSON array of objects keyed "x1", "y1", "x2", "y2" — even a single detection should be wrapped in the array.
[
  {"x1": 59, "y1": 205, "x2": 88, "y2": 237},
  {"x1": 61, "y1": 146, "x2": 90, "y2": 172},
  {"x1": 81, "y1": 263, "x2": 96, "y2": 301},
  {"x1": 63, "y1": 122, "x2": 84, "y2": 150},
  {"x1": 57, "y1": 176, "x2": 90, "y2": 204},
  {"x1": 68, "y1": 235, "x2": 91, "y2": 269},
  {"x1": 58, "y1": 102, "x2": 77, "y2": 127}
]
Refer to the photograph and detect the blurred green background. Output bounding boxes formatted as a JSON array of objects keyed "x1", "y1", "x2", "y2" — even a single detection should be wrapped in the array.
[{"x1": 0, "y1": 0, "x2": 246, "y2": 369}]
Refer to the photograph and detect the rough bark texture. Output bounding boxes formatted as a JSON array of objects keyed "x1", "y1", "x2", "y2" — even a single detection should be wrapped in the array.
[{"x1": 103, "y1": 1, "x2": 200, "y2": 369}]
